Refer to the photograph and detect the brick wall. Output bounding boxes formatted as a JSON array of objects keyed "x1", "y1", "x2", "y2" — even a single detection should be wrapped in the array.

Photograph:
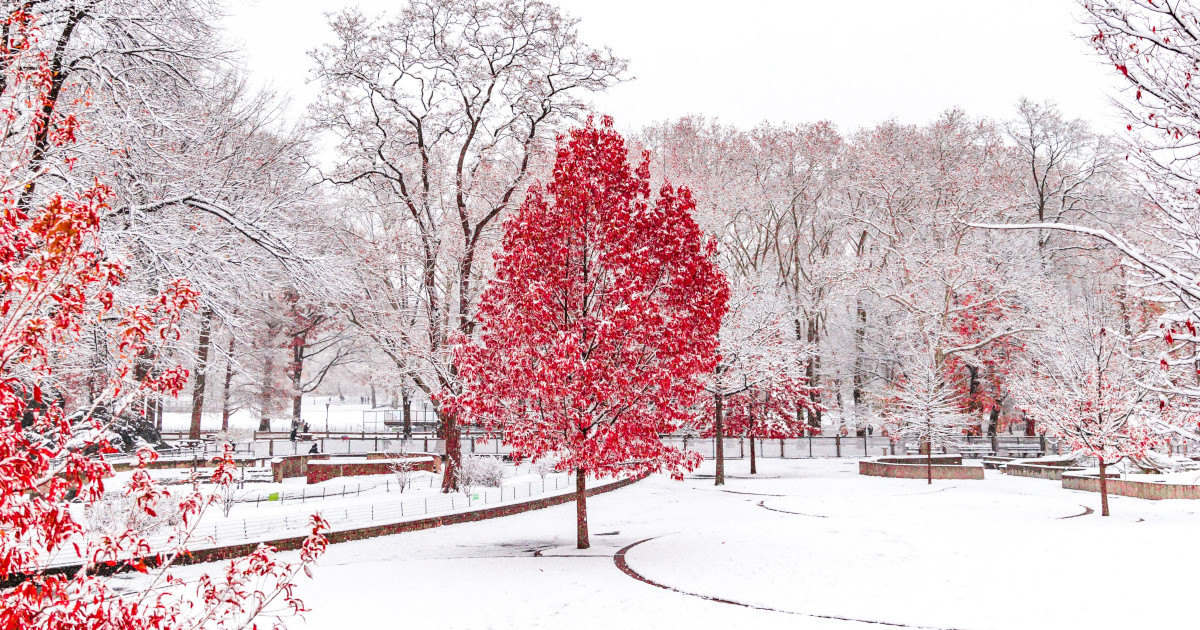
[
  {"x1": 271, "y1": 453, "x2": 331, "y2": 482},
  {"x1": 305, "y1": 456, "x2": 440, "y2": 483}
]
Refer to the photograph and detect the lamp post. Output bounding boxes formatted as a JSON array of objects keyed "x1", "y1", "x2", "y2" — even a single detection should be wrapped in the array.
[{"x1": 325, "y1": 401, "x2": 331, "y2": 437}]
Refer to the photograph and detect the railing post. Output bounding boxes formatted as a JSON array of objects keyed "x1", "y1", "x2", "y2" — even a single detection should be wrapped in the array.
[
  {"x1": 835, "y1": 435, "x2": 841, "y2": 457},
  {"x1": 808, "y1": 436, "x2": 813, "y2": 458}
]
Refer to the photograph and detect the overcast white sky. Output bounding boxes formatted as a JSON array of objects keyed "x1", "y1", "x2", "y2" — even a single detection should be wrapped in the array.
[{"x1": 220, "y1": 0, "x2": 1125, "y2": 135}]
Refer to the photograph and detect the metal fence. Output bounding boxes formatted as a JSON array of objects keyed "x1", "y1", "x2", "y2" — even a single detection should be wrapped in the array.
[
  {"x1": 663, "y1": 435, "x2": 1056, "y2": 459},
  {"x1": 152, "y1": 433, "x2": 1056, "y2": 461},
  {"x1": 143, "y1": 474, "x2": 572, "y2": 559}
]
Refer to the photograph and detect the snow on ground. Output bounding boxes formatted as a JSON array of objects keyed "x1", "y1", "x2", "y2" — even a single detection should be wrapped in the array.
[{"x1": 127, "y1": 458, "x2": 1197, "y2": 629}]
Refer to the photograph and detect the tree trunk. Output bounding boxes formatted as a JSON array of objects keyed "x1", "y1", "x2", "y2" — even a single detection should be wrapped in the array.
[
  {"x1": 370, "y1": 384, "x2": 377, "y2": 409},
  {"x1": 221, "y1": 335, "x2": 235, "y2": 432},
  {"x1": 1099, "y1": 459, "x2": 1110, "y2": 516},
  {"x1": 258, "y1": 343, "x2": 275, "y2": 432},
  {"x1": 440, "y1": 413, "x2": 461, "y2": 493},
  {"x1": 806, "y1": 317, "x2": 823, "y2": 430},
  {"x1": 576, "y1": 467, "x2": 589, "y2": 549},
  {"x1": 402, "y1": 391, "x2": 412, "y2": 437},
  {"x1": 289, "y1": 331, "x2": 306, "y2": 428},
  {"x1": 714, "y1": 392, "x2": 725, "y2": 486},
  {"x1": 926, "y1": 446, "x2": 933, "y2": 485},
  {"x1": 749, "y1": 435, "x2": 757, "y2": 474},
  {"x1": 188, "y1": 308, "x2": 213, "y2": 440},
  {"x1": 853, "y1": 302, "x2": 866, "y2": 425}
]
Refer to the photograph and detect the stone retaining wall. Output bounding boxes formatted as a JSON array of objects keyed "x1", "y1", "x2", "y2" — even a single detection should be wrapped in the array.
[
  {"x1": 305, "y1": 455, "x2": 440, "y2": 483},
  {"x1": 877, "y1": 455, "x2": 963, "y2": 466},
  {"x1": 271, "y1": 453, "x2": 330, "y2": 482},
  {"x1": 859, "y1": 457, "x2": 984, "y2": 480},
  {"x1": 1003, "y1": 463, "x2": 1083, "y2": 481},
  {"x1": 1062, "y1": 474, "x2": 1200, "y2": 500}
]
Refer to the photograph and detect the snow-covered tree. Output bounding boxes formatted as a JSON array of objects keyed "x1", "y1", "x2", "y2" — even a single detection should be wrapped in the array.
[
  {"x1": 978, "y1": 1, "x2": 1200, "y2": 413},
  {"x1": 0, "y1": 15, "x2": 327, "y2": 625},
  {"x1": 849, "y1": 113, "x2": 1039, "y2": 434},
  {"x1": 445, "y1": 118, "x2": 727, "y2": 549},
  {"x1": 1013, "y1": 306, "x2": 1158, "y2": 516},
  {"x1": 883, "y1": 353, "x2": 972, "y2": 484},
  {"x1": 313, "y1": 0, "x2": 627, "y2": 492},
  {"x1": 699, "y1": 281, "x2": 818, "y2": 483}
]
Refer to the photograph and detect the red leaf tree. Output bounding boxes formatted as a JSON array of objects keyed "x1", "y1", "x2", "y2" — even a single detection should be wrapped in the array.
[
  {"x1": 697, "y1": 282, "x2": 819, "y2": 482},
  {"x1": 0, "y1": 11, "x2": 326, "y2": 628},
  {"x1": 445, "y1": 117, "x2": 728, "y2": 549},
  {"x1": 713, "y1": 379, "x2": 818, "y2": 475}
]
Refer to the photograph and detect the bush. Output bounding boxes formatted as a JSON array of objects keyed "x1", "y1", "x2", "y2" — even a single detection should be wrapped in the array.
[{"x1": 455, "y1": 454, "x2": 505, "y2": 495}]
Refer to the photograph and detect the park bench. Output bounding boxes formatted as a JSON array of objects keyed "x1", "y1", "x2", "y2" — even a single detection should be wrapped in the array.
[
  {"x1": 1004, "y1": 445, "x2": 1044, "y2": 458},
  {"x1": 958, "y1": 445, "x2": 995, "y2": 458}
]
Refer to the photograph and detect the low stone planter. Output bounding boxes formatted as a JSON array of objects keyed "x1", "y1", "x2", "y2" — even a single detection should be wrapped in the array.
[
  {"x1": 1002, "y1": 462, "x2": 1084, "y2": 481},
  {"x1": 859, "y1": 455, "x2": 985, "y2": 480},
  {"x1": 1062, "y1": 473, "x2": 1200, "y2": 500}
]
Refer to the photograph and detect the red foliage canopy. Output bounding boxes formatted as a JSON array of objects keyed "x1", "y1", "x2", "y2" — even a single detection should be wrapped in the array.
[
  {"x1": 701, "y1": 377, "x2": 820, "y2": 440},
  {"x1": 445, "y1": 117, "x2": 728, "y2": 480},
  {"x1": 0, "y1": 11, "x2": 326, "y2": 629}
]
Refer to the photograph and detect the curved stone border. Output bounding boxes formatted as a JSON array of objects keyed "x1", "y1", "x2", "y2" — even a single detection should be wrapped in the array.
[
  {"x1": 1002, "y1": 462, "x2": 1082, "y2": 481},
  {"x1": 613, "y1": 538, "x2": 965, "y2": 629},
  {"x1": 859, "y1": 457, "x2": 984, "y2": 481},
  {"x1": 1062, "y1": 473, "x2": 1200, "y2": 500},
  {"x1": 4, "y1": 474, "x2": 646, "y2": 588}
]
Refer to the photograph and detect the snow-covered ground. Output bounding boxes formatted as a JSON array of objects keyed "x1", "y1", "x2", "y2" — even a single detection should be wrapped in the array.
[
  {"x1": 63, "y1": 464, "x2": 577, "y2": 562},
  {"x1": 123, "y1": 458, "x2": 1198, "y2": 629}
]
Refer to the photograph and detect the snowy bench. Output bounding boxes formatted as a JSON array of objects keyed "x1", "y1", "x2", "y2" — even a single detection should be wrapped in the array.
[
  {"x1": 1004, "y1": 445, "x2": 1044, "y2": 458},
  {"x1": 958, "y1": 445, "x2": 995, "y2": 458}
]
